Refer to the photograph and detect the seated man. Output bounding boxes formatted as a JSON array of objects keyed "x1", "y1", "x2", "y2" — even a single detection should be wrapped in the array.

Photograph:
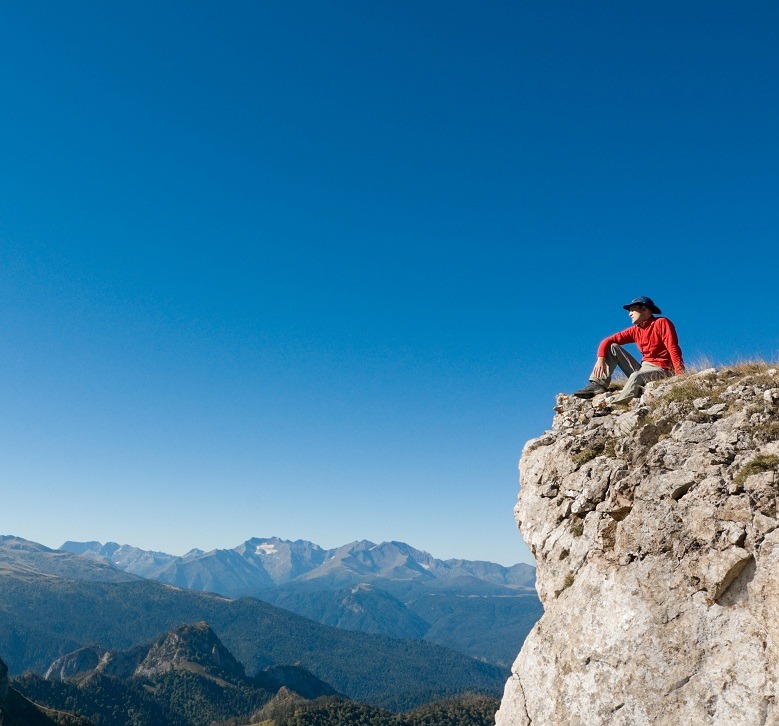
[{"x1": 573, "y1": 296, "x2": 684, "y2": 403}]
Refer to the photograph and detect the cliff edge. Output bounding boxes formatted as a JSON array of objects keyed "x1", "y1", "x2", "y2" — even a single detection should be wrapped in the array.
[{"x1": 497, "y1": 364, "x2": 779, "y2": 725}]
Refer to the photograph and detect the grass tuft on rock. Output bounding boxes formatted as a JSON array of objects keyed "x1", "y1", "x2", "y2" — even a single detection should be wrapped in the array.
[{"x1": 734, "y1": 454, "x2": 779, "y2": 485}]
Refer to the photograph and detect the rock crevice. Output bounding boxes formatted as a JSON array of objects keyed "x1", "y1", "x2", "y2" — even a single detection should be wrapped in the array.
[{"x1": 497, "y1": 366, "x2": 779, "y2": 726}]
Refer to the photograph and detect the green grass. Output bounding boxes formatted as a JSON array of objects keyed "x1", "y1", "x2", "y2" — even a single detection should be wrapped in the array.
[
  {"x1": 572, "y1": 445, "x2": 603, "y2": 466},
  {"x1": 734, "y1": 454, "x2": 779, "y2": 485},
  {"x1": 645, "y1": 359, "x2": 778, "y2": 421},
  {"x1": 572, "y1": 438, "x2": 617, "y2": 466},
  {"x1": 751, "y1": 419, "x2": 779, "y2": 444}
]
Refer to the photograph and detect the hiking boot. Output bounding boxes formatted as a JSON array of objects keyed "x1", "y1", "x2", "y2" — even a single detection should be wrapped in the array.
[{"x1": 572, "y1": 382, "x2": 608, "y2": 399}]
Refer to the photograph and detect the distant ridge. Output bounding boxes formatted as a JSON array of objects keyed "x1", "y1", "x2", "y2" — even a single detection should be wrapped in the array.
[
  {"x1": 0, "y1": 535, "x2": 137, "y2": 583},
  {"x1": 59, "y1": 536, "x2": 535, "y2": 596},
  {"x1": 57, "y1": 536, "x2": 541, "y2": 668}
]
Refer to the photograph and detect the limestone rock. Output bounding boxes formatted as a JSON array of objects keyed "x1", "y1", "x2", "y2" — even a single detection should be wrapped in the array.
[
  {"x1": 134, "y1": 621, "x2": 246, "y2": 679},
  {"x1": 497, "y1": 365, "x2": 779, "y2": 725},
  {"x1": 44, "y1": 646, "x2": 108, "y2": 682}
]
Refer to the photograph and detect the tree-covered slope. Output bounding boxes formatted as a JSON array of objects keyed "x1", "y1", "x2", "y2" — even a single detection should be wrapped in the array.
[
  {"x1": 13, "y1": 622, "x2": 339, "y2": 726},
  {"x1": 0, "y1": 573, "x2": 503, "y2": 708},
  {"x1": 0, "y1": 656, "x2": 92, "y2": 726},
  {"x1": 244, "y1": 690, "x2": 500, "y2": 725}
]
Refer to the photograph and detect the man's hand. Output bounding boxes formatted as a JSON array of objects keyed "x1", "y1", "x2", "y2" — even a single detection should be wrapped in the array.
[{"x1": 591, "y1": 357, "x2": 607, "y2": 380}]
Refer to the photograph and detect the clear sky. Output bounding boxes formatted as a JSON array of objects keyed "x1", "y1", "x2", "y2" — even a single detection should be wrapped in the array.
[{"x1": 1, "y1": 2, "x2": 777, "y2": 566}]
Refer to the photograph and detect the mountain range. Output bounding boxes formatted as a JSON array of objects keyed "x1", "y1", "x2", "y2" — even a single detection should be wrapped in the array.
[
  {"x1": 0, "y1": 535, "x2": 506, "y2": 710},
  {"x1": 60, "y1": 537, "x2": 541, "y2": 668},
  {"x1": 61, "y1": 537, "x2": 535, "y2": 594}
]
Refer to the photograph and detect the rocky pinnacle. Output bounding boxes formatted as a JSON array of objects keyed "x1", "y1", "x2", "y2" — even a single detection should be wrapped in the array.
[{"x1": 497, "y1": 365, "x2": 779, "y2": 725}]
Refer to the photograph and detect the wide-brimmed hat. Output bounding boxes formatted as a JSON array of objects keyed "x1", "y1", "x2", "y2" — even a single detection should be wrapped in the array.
[{"x1": 623, "y1": 296, "x2": 662, "y2": 314}]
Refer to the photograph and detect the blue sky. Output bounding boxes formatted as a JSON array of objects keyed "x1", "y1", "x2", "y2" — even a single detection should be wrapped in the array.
[{"x1": 1, "y1": 2, "x2": 777, "y2": 565}]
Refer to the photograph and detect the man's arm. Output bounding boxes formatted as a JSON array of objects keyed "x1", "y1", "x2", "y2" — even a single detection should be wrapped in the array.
[
  {"x1": 660, "y1": 318, "x2": 685, "y2": 373},
  {"x1": 591, "y1": 358, "x2": 608, "y2": 379},
  {"x1": 591, "y1": 327, "x2": 635, "y2": 379}
]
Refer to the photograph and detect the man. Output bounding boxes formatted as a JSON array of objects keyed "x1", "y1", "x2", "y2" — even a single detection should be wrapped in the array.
[{"x1": 573, "y1": 296, "x2": 684, "y2": 403}]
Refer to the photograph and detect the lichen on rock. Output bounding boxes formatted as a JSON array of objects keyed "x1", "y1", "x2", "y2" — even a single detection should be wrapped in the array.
[{"x1": 496, "y1": 365, "x2": 779, "y2": 726}]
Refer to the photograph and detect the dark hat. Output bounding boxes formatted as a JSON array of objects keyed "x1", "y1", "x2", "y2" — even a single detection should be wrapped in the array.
[{"x1": 623, "y1": 296, "x2": 661, "y2": 315}]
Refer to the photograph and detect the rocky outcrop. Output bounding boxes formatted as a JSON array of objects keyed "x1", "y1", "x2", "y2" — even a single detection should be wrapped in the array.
[
  {"x1": 134, "y1": 621, "x2": 246, "y2": 679},
  {"x1": 44, "y1": 646, "x2": 108, "y2": 682},
  {"x1": 43, "y1": 622, "x2": 247, "y2": 683},
  {"x1": 497, "y1": 365, "x2": 779, "y2": 725}
]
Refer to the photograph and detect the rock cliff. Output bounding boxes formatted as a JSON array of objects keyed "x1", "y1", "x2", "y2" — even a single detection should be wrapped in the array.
[
  {"x1": 44, "y1": 646, "x2": 109, "y2": 682},
  {"x1": 497, "y1": 364, "x2": 779, "y2": 725}
]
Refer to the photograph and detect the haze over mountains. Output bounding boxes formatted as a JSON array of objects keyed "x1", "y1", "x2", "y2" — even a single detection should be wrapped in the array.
[
  {"x1": 61, "y1": 537, "x2": 535, "y2": 595},
  {"x1": 60, "y1": 536, "x2": 541, "y2": 668}
]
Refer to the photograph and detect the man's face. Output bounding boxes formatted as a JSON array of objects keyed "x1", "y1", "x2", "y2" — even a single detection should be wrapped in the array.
[{"x1": 628, "y1": 305, "x2": 651, "y2": 324}]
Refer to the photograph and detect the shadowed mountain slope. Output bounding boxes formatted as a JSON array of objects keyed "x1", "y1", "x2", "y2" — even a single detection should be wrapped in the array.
[
  {"x1": 0, "y1": 656, "x2": 92, "y2": 726},
  {"x1": 14, "y1": 622, "x2": 338, "y2": 726},
  {"x1": 0, "y1": 568, "x2": 504, "y2": 709}
]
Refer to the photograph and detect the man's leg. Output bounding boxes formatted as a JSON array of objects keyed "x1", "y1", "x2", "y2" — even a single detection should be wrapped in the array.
[
  {"x1": 591, "y1": 344, "x2": 641, "y2": 387},
  {"x1": 573, "y1": 344, "x2": 640, "y2": 399},
  {"x1": 611, "y1": 362, "x2": 670, "y2": 402}
]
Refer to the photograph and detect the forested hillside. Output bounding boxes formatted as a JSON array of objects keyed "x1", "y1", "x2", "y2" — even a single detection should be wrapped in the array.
[{"x1": 0, "y1": 572, "x2": 503, "y2": 709}]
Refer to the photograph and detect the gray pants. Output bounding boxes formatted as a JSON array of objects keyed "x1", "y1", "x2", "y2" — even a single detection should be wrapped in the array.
[{"x1": 592, "y1": 344, "x2": 670, "y2": 402}]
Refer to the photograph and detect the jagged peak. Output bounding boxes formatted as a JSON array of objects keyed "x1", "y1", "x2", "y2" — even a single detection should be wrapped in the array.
[{"x1": 134, "y1": 621, "x2": 246, "y2": 680}]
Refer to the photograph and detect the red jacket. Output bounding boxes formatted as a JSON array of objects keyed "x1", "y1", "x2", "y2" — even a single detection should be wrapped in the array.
[{"x1": 597, "y1": 316, "x2": 684, "y2": 374}]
